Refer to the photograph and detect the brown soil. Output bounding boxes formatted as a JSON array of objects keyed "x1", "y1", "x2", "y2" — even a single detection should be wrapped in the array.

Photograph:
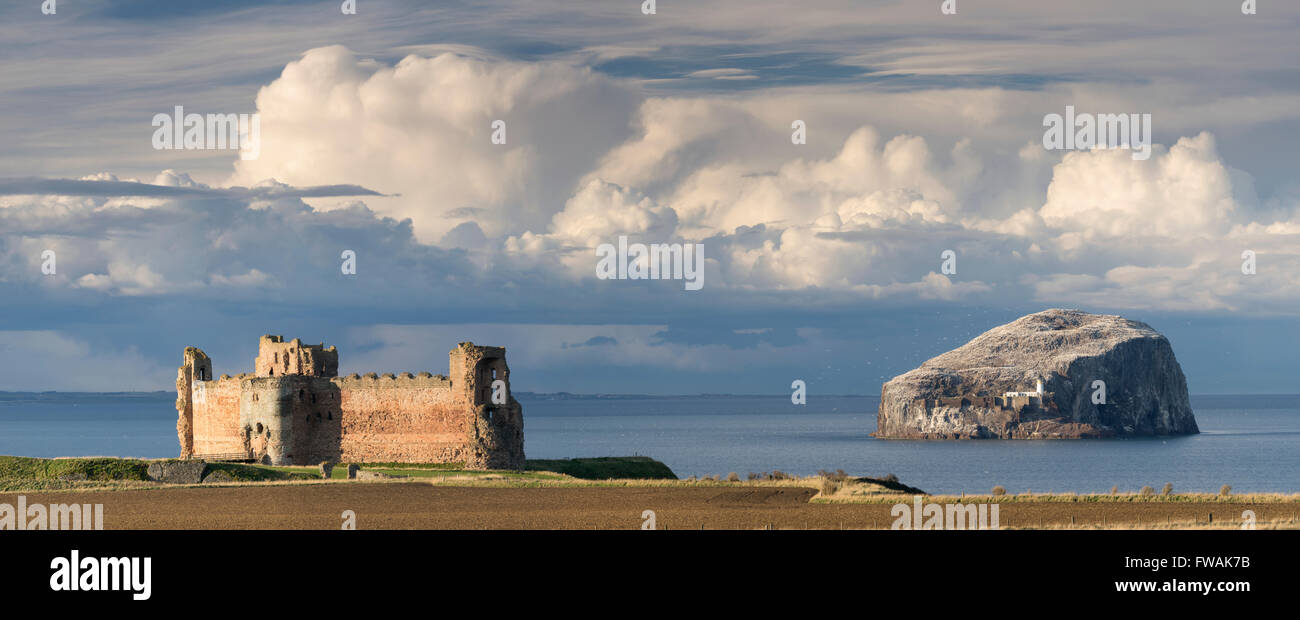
[{"x1": 4, "y1": 484, "x2": 1296, "y2": 530}]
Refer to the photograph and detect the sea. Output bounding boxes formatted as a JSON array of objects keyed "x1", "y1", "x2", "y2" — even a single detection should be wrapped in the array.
[{"x1": 1, "y1": 392, "x2": 1296, "y2": 495}]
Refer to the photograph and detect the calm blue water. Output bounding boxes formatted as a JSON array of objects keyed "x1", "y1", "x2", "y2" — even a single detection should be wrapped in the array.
[{"x1": 2, "y1": 392, "x2": 1297, "y2": 494}]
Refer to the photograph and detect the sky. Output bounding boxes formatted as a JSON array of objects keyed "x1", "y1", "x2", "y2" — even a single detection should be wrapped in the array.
[{"x1": 1, "y1": 0, "x2": 1298, "y2": 394}]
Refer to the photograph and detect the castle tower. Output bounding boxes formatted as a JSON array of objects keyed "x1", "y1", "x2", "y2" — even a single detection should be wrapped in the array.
[
  {"x1": 254, "y1": 335, "x2": 338, "y2": 377},
  {"x1": 448, "y1": 342, "x2": 510, "y2": 407},
  {"x1": 174, "y1": 347, "x2": 212, "y2": 459},
  {"x1": 448, "y1": 342, "x2": 524, "y2": 469}
]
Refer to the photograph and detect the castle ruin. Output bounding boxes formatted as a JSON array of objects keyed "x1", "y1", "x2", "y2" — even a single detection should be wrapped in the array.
[{"x1": 174, "y1": 336, "x2": 524, "y2": 469}]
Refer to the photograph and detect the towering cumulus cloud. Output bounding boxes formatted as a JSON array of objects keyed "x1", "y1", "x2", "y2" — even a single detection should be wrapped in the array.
[
  {"x1": 231, "y1": 46, "x2": 638, "y2": 241},
  {"x1": 214, "y1": 45, "x2": 1300, "y2": 313}
]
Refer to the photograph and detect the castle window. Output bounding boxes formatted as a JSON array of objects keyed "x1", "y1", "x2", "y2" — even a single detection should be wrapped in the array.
[{"x1": 256, "y1": 423, "x2": 264, "y2": 434}]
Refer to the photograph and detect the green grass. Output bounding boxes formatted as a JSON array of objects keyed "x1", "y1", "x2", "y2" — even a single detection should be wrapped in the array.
[
  {"x1": 0, "y1": 455, "x2": 149, "y2": 482},
  {"x1": 202, "y1": 462, "x2": 319, "y2": 482},
  {"x1": 0, "y1": 455, "x2": 317, "y2": 486},
  {"x1": 262, "y1": 464, "x2": 568, "y2": 481},
  {"x1": 260, "y1": 456, "x2": 677, "y2": 481},
  {"x1": 364, "y1": 468, "x2": 566, "y2": 480},
  {"x1": 0, "y1": 455, "x2": 677, "y2": 490},
  {"x1": 262, "y1": 462, "x2": 469, "y2": 479},
  {"x1": 343, "y1": 462, "x2": 466, "y2": 470},
  {"x1": 524, "y1": 456, "x2": 677, "y2": 480}
]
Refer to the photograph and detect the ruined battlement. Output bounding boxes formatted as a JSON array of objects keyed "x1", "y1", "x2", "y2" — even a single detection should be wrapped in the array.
[
  {"x1": 176, "y1": 337, "x2": 524, "y2": 469},
  {"x1": 328, "y1": 373, "x2": 452, "y2": 388},
  {"x1": 254, "y1": 335, "x2": 338, "y2": 378}
]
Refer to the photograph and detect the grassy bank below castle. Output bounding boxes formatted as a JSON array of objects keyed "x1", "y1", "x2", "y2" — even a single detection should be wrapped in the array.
[
  {"x1": 0, "y1": 454, "x2": 677, "y2": 491},
  {"x1": 0, "y1": 455, "x2": 149, "y2": 487},
  {"x1": 267, "y1": 456, "x2": 677, "y2": 480},
  {"x1": 0, "y1": 455, "x2": 318, "y2": 490},
  {"x1": 3, "y1": 455, "x2": 1295, "y2": 504}
]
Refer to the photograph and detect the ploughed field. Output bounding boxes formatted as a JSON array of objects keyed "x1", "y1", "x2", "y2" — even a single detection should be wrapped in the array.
[{"x1": 4, "y1": 483, "x2": 1297, "y2": 529}]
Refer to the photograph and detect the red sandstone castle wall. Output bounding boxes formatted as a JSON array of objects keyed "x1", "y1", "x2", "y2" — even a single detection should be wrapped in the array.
[
  {"x1": 177, "y1": 341, "x2": 522, "y2": 468},
  {"x1": 191, "y1": 377, "x2": 243, "y2": 455},
  {"x1": 188, "y1": 375, "x2": 474, "y2": 464},
  {"x1": 329, "y1": 377, "x2": 469, "y2": 464}
]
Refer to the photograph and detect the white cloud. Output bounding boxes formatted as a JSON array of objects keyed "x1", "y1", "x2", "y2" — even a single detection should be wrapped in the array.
[
  {"x1": 231, "y1": 46, "x2": 638, "y2": 242},
  {"x1": 685, "y1": 68, "x2": 758, "y2": 81},
  {"x1": 6, "y1": 42, "x2": 1300, "y2": 315},
  {"x1": 550, "y1": 179, "x2": 679, "y2": 245},
  {"x1": 1039, "y1": 132, "x2": 1239, "y2": 239}
]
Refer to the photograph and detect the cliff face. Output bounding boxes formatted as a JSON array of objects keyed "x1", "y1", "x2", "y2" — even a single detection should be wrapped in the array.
[{"x1": 876, "y1": 309, "x2": 1198, "y2": 439}]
